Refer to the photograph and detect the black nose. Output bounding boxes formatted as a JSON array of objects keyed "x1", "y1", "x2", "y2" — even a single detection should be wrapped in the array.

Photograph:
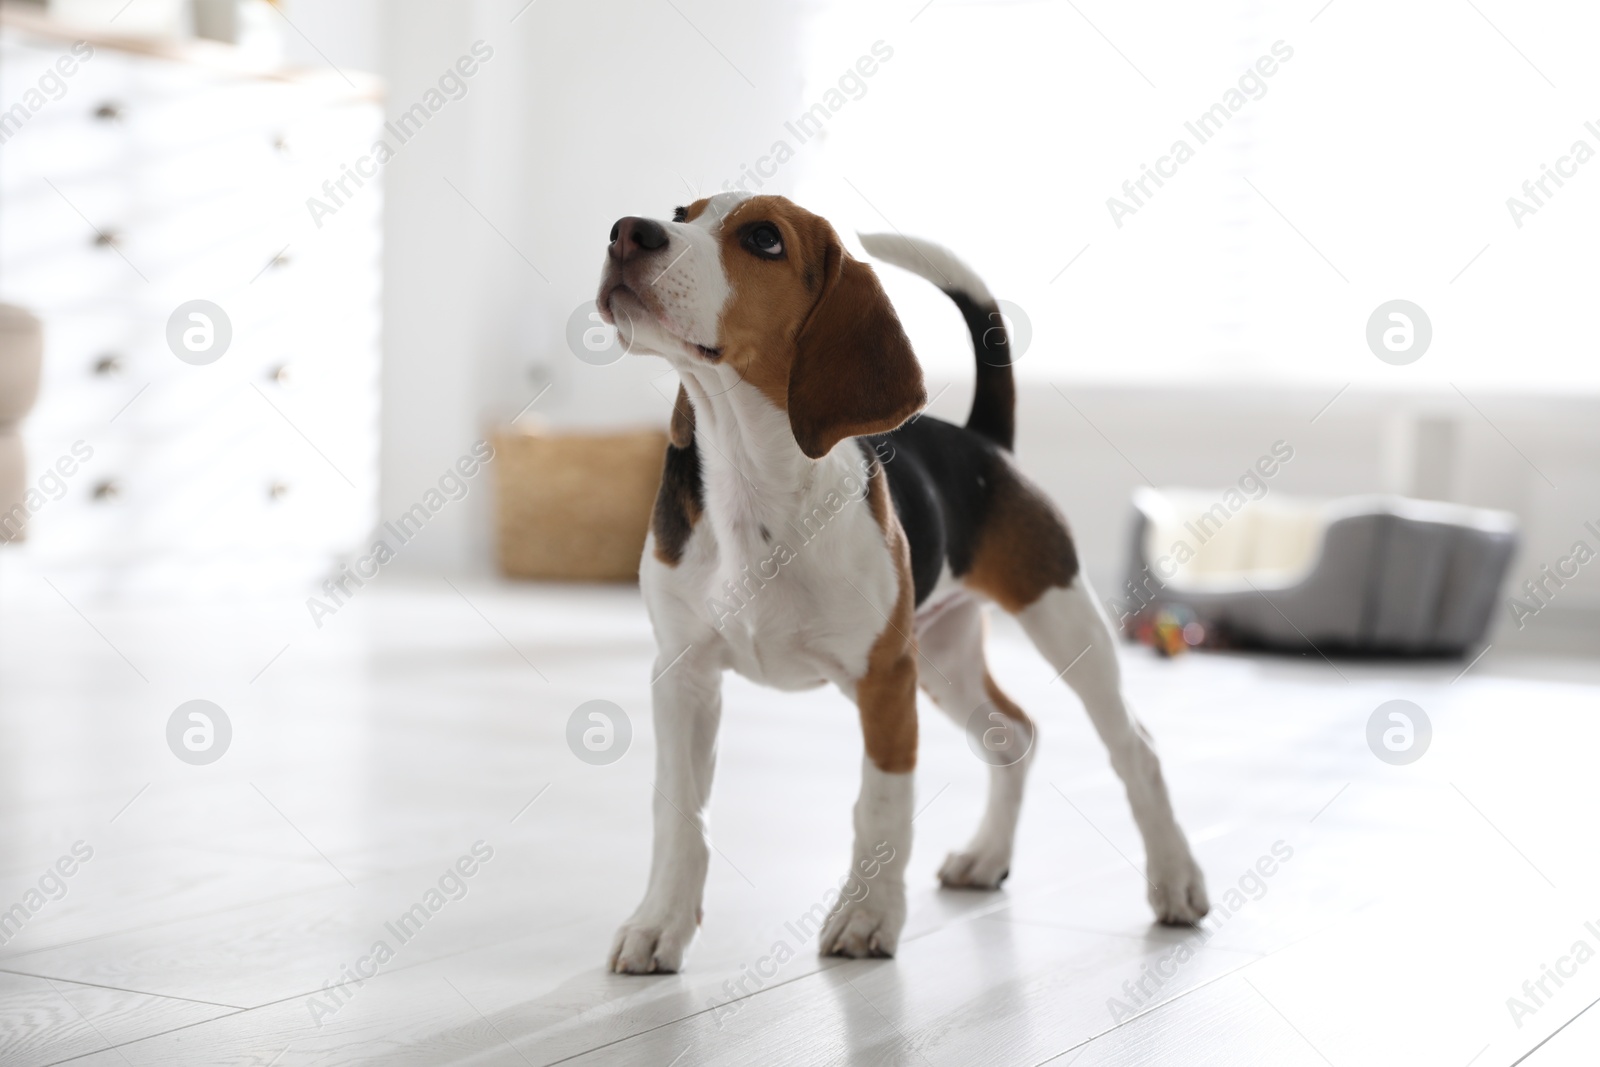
[{"x1": 608, "y1": 216, "x2": 669, "y2": 262}]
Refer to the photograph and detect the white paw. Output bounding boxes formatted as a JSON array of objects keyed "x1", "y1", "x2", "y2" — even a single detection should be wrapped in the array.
[
  {"x1": 818, "y1": 886, "x2": 906, "y2": 958},
  {"x1": 1147, "y1": 849, "x2": 1209, "y2": 926},
  {"x1": 937, "y1": 846, "x2": 1011, "y2": 890},
  {"x1": 609, "y1": 911, "x2": 699, "y2": 975}
]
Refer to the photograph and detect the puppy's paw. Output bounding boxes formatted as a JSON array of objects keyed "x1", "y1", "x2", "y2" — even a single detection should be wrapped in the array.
[
  {"x1": 1147, "y1": 851, "x2": 1209, "y2": 926},
  {"x1": 937, "y1": 846, "x2": 1010, "y2": 890},
  {"x1": 609, "y1": 913, "x2": 697, "y2": 975},
  {"x1": 818, "y1": 889, "x2": 906, "y2": 959}
]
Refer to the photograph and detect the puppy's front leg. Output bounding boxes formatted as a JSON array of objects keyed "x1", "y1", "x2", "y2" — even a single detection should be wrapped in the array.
[
  {"x1": 611, "y1": 643, "x2": 721, "y2": 974},
  {"x1": 819, "y1": 647, "x2": 916, "y2": 958}
]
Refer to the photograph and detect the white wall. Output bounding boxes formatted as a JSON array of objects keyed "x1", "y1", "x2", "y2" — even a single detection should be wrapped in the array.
[
  {"x1": 282, "y1": 0, "x2": 814, "y2": 573},
  {"x1": 978, "y1": 381, "x2": 1600, "y2": 650},
  {"x1": 276, "y1": 1, "x2": 1600, "y2": 652}
]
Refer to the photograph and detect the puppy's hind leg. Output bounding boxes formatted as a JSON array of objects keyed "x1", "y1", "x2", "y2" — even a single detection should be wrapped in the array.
[
  {"x1": 916, "y1": 596, "x2": 1035, "y2": 890},
  {"x1": 1017, "y1": 579, "x2": 1209, "y2": 925}
]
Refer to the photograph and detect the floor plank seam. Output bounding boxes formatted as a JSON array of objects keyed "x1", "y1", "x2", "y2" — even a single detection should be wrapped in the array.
[
  {"x1": 1020, "y1": 887, "x2": 1396, "y2": 1065},
  {"x1": 1506, "y1": 990, "x2": 1600, "y2": 1067},
  {"x1": 35, "y1": 1007, "x2": 251, "y2": 1067},
  {"x1": 897, "y1": 872, "x2": 1123, "y2": 949},
  {"x1": 976, "y1": 912, "x2": 1270, "y2": 955},
  {"x1": 1026, "y1": 960, "x2": 1264, "y2": 1067},
  {"x1": 0, "y1": 842, "x2": 567, "y2": 973},
  {"x1": 243, "y1": 910, "x2": 601, "y2": 1009},
  {"x1": 533, "y1": 959, "x2": 868, "y2": 1067},
  {"x1": 61, "y1": 906, "x2": 636, "y2": 1036},
  {"x1": 0, "y1": 967, "x2": 249, "y2": 1010},
  {"x1": 0, "y1": 877, "x2": 367, "y2": 967}
]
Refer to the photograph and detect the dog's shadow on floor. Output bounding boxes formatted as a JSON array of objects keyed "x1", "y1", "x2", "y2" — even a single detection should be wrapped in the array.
[
  {"x1": 346, "y1": 964, "x2": 697, "y2": 1066},
  {"x1": 353, "y1": 954, "x2": 868, "y2": 1066},
  {"x1": 357, "y1": 887, "x2": 1202, "y2": 1065}
]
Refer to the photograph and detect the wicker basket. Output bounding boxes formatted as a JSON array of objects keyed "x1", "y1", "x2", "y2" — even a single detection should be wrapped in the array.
[{"x1": 492, "y1": 425, "x2": 667, "y2": 581}]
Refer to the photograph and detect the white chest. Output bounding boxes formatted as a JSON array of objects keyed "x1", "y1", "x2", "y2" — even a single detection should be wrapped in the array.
[
  {"x1": 640, "y1": 384, "x2": 903, "y2": 692},
  {"x1": 665, "y1": 481, "x2": 898, "y2": 692}
]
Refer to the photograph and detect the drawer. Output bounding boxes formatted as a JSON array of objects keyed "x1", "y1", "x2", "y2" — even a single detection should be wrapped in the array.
[
  {"x1": 19, "y1": 427, "x2": 374, "y2": 562},
  {"x1": 26, "y1": 308, "x2": 378, "y2": 447},
  {"x1": 37, "y1": 551, "x2": 347, "y2": 601},
  {"x1": 0, "y1": 32, "x2": 382, "y2": 583},
  {"x1": 0, "y1": 35, "x2": 135, "y2": 113}
]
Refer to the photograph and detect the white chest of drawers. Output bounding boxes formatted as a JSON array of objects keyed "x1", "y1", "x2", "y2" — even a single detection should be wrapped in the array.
[{"x1": 1, "y1": 9, "x2": 382, "y2": 599}]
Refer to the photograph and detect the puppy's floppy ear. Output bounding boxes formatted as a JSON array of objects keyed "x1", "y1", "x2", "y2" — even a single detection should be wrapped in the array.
[{"x1": 787, "y1": 227, "x2": 926, "y2": 460}]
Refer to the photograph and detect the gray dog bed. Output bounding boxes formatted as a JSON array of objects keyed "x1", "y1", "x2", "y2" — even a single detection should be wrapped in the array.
[{"x1": 1119, "y1": 489, "x2": 1518, "y2": 656}]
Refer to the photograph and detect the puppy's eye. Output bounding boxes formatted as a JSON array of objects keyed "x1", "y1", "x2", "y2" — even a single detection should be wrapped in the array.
[
  {"x1": 743, "y1": 224, "x2": 784, "y2": 259},
  {"x1": 672, "y1": 205, "x2": 688, "y2": 223}
]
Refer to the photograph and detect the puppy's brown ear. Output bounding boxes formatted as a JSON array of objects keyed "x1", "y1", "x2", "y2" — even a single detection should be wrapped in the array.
[{"x1": 788, "y1": 229, "x2": 926, "y2": 460}]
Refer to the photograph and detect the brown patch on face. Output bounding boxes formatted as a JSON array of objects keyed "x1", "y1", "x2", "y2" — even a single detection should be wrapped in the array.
[
  {"x1": 680, "y1": 198, "x2": 713, "y2": 223},
  {"x1": 651, "y1": 389, "x2": 703, "y2": 566},
  {"x1": 712, "y1": 196, "x2": 828, "y2": 410},
  {"x1": 711, "y1": 196, "x2": 926, "y2": 458},
  {"x1": 963, "y1": 462, "x2": 1079, "y2": 612},
  {"x1": 854, "y1": 455, "x2": 918, "y2": 774}
]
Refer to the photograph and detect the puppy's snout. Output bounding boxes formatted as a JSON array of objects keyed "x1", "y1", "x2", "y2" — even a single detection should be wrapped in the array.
[{"x1": 608, "y1": 217, "x2": 668, "y2": 263}]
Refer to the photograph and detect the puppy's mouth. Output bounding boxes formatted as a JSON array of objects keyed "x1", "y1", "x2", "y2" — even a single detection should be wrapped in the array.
[
  {"x1": 599, "y1": 282, "x2": 721, "y2": 361},
  {"x1": 596, "y1": 279, "x2": 637, "y2": 326}
]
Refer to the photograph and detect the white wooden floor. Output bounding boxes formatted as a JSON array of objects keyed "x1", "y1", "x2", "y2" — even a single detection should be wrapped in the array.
[{"x1": 1, "y1": 569, "x2": 1597, "y2": 1066}]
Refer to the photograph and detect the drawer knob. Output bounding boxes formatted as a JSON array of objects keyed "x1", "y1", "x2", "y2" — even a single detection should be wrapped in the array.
[
  {"x1": 268, "y1": 482, "x2": 290, "y2": 500},
  {"x1": 268, "y1": 363, "x2": 293, "y2": 385},
  {"x1": 92, "y1": 480, "x2": 121, "y2": 501},
  {"x1": 93, "y1": 354, "x2": 125, "y2": 376},
  {"x1": 94, "y1": 102, "x2": 125, "y2": 121},
  {"x1": 94, "y1": 230, "x2": 123, "y2": 249}
]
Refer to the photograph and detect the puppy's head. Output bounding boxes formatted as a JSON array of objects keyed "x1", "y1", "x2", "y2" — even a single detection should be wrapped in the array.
[{"x1": 596, "y1": 193, "x2": 925, "y2": 458}]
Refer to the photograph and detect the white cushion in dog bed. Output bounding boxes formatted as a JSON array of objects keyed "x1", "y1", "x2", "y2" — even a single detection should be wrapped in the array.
[{"x1": 1123, "y1": 488, "x2": 1518, "y2": 656}]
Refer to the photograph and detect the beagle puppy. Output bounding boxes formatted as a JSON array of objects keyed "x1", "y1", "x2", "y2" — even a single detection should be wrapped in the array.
[{"x1": 596, "y1": 192, "x2": 1208, "y2": 974}]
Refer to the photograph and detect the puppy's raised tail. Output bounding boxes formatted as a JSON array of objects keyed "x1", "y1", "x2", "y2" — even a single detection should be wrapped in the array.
[{"x1": 858, "y1": 232, "x2": 1014, "y2": 451}]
